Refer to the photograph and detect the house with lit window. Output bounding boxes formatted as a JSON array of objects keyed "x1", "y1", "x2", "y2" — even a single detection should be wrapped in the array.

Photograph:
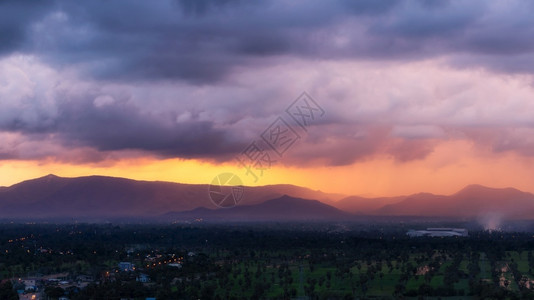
[{"x1": 118, "y1": 262, "x2": 135, "y2": 271}]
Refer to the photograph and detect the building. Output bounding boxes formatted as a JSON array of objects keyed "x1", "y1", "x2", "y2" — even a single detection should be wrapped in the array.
[
  {"x1": 407, "y1": 228, "x2": 468, "y2": 237},
  {"x1": 21, "y1": 278, "x2": 38, "y2": 291},
  {"x1": 24, "y1": 285, "x2": 36, "y2": 292},
  {"x1": 76, "y1": 275, "x2": 93, "y2": 282},
  {"x1": 118, "y1": 262, "x2": 135, "y2": 272},
  {"x1": 136, "y1": 273, "x2": 150, "y2": 283}
]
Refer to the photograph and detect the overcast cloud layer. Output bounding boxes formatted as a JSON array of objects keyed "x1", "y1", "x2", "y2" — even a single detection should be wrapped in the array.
[{"x1": 2, "y1": 0, "x2": 534, "y2": 165}]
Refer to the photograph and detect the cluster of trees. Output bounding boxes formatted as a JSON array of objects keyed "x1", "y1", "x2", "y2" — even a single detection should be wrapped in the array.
[
  {"x1": 0, "y1": 281, "x2": 17, "y2": 300},
  {"x1": 5, "y1": 223, "x2": 534, "y2": 298}
]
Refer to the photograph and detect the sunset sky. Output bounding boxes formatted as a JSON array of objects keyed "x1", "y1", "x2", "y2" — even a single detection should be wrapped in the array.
[{"x1": 2, "y1": 0, "x2": 534, "y2": 196}]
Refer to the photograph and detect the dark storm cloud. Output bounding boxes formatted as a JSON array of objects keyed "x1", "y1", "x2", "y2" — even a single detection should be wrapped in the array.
[
  {"x1": 177, "y1": 0, "x2": 243, "y2": 17},
  {"x1": 0, "y1": 0, "x2": 54, "y2": 54},
  {"x1": 341, "y1": 0, "x2": 401, "y2": 15},
  {"x1": 5, "y1": 0, "x2": 534, "y2": 83},
  {"x1": 57, "y1": 99, "x2": 242, "y2": 157},
  {"x1": 2, "y1": 0, "x2": 534, "y2": 164},
  {"x1": 1, "y1": 94, "x2": 245, "y2": 160},
  {"x1": 24, "y1": 0, "x2": 302, "y2": 83}
]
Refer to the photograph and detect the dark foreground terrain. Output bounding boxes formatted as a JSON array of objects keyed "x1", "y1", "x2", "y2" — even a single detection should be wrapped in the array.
[{"x1": 2, "y1": 221, "x2": 534, "y2": 299}]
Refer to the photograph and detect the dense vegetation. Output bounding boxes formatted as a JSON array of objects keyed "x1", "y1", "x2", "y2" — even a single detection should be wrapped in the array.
[{"x1": 2, "y1": 222, "x2": 534, "y2": 299}]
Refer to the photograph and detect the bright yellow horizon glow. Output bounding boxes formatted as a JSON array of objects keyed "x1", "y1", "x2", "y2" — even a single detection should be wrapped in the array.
[{"x1": 1, "y1": 139, "x2": 534, "y2": 197}]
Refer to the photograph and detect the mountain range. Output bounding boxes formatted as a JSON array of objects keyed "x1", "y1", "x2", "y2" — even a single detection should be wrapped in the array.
[
  {"x1": 1, "y1": 174, "x2": 534, "y2": 221},
  {"x1": 161, "y1": 195, "x2": 353, "y2": 222}
]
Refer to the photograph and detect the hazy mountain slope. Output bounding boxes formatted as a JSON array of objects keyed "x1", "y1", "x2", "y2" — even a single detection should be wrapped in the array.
[
  {"x1": 161, "y1": 195, "x2": 354, "y2": 222},
  {"x1": 333, "y1": 195, "x2": 406, "y2": 214},
  {"x1": 2, "y1": 175, "x2": 534, "y2": 220},
  {"x1": 375, "y1": 185, "x2": 534, "y2": 218},
  {"x1": 0, "y1": 174, "x2": 343, "y2": 219}
]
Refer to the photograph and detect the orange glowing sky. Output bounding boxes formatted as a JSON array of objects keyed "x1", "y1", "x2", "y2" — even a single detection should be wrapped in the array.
[{"x1": 2, "y1": 139, "x2": 534, "y2": 197}]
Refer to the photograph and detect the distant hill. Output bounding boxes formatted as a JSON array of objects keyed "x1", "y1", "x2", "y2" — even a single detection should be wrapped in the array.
[
  {"x1": 161, "y1": 195, "x2": 354, "y2": 222},
  {"x1": 374, "y1": 185, "x2": 534, "y2": 218},
  {"x1": 0, "y1": 174, "x2": 343, "y2": 220},
  {"x1": 2, "y1": 175, "x2": 534, "y2": 221},
  {"x1": 333, "y1": 195, "x2": 406, "y2": 214}
]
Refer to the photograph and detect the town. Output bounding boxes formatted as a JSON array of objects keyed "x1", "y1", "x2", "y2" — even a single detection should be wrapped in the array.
[
  {"x1": 0, "y1": 223, "x2": 200, "y2": 299},
  {"x1": 1, "y1": 222, "x2": 534, "y2": 299}
]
